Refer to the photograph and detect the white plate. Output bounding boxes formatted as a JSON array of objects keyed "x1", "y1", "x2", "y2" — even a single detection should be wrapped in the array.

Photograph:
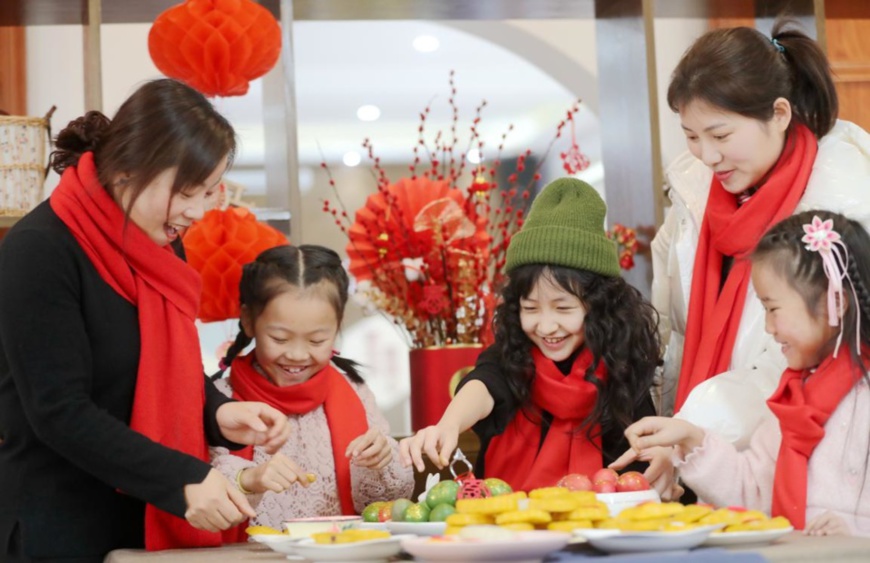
[
  {"x1": 703, "y1": 527, "x2": 794, "y2": 547},
  {"x1": 386, "y1": 521, "x2": 447, "y2": 536},
  {"x1": 400, "y1": 530, "x2": 571, "y2": 562},
  {"x1": 357, "y1": 521, "x2": 389, "y2": 531},
  {"x1": 595, "y1": 490, "x2": 661, "y2": 517},
  {"x1": 291, "y1": 534, "x2": 412, "y2": 562},
  {"x1": 251, "y1": 534, "x2": 304, "y2": 555},
  {"x1": 576, "y1": 525, "x2": 720, "y2": 554}
]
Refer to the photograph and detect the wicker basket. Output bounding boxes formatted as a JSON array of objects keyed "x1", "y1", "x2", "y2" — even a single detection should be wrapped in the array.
[{"x1": 0, "y1": 109, "x2": 53, "y2": 217}]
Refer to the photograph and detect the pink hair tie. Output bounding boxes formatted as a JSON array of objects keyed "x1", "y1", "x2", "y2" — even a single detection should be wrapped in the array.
[
  {"x1": 801, "y1": 215, "x2": 860, "y2": 357},
  {"x1": 218, "y1": 358, "x2": 229, "y2": 370}
]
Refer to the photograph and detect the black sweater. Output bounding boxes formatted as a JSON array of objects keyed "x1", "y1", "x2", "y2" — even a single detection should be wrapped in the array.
[
  {"x1": 458, "y1": 346, "x2": 654, "y2": 478},
  {"x1": 0, "y1": 201, "x2": 236, "y2": 559}
]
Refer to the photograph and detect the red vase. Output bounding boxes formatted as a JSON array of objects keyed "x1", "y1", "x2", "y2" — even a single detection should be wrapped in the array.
[{"x1": 409, "y1": 345, "x2": 483, "y2": 431}]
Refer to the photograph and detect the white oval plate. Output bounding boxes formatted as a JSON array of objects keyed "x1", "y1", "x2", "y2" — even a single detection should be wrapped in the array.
[
  {"x1": 386, "y1": 521, "x2": 447, "y2": 536},
  {"x1": 703, "y1": 527, "x2": 793, "y2": 547},
  {"x1": 400, "y1": 530, "x2": 571, "y2": 561},
  {"x1": 595, "y1": 489, "x2": 661, "y2": 517},
  {"x1": 251, "y1": 534, "x2": 304, "y2": 555},
  {"x1": 291, "y1": 534, "x2": 413, "y2": 562},
  {"x1": 576, "y1": 525, "x2": 720, "y2": 554}
]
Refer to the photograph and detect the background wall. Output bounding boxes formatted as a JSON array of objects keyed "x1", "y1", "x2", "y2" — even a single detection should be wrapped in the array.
[{"x1": 22, "y1": 17, "x2": 707, "y2": 436}]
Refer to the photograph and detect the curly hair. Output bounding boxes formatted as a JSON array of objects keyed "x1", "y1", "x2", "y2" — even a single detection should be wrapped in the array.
[{"x1": 492, "y1": 264, "x2": 661, "y2": 440}]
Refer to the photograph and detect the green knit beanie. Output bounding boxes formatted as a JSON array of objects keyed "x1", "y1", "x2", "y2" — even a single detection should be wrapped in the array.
[{"x1": 505, "y1": 177, "x2": 620, "y2": 277}]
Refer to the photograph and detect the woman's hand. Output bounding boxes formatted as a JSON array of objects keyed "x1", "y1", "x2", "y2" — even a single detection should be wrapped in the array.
[
  {"x1": 183, "y1": 468, "x2": 255, "y2": 532},
  {"x1": 240, "y1": 452, "x2": 311, "y2": 494},
  {"x1": 398, "y1": 423, "x2": 459, "y2": 472},
  {"x1": 805, "y1": 511, "x2": 851, "y2": 536},
  {"x1": 624, "y1": 416, "x2": 705, "y2": 454},
  {"x1": 346, "y1": 428, "x2": 392, "y2": 470},
  {"x1": 216, "y1": 401, "x2": 291, "y2": 454}
]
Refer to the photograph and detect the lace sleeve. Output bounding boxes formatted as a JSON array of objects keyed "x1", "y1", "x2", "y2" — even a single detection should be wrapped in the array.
[{"x1": 350, "y1": 381, "x2": 415, "y2": 510}]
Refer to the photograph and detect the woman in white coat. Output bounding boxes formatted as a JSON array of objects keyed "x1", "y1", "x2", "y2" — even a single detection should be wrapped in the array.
[{"x1": 654, "y1": 19, "x2": 870, "y2": 449}]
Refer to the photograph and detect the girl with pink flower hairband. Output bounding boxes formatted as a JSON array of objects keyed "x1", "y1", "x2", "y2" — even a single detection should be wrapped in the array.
[{"x1": 617, "y1": 210, "x2": 870, "y2": 537}]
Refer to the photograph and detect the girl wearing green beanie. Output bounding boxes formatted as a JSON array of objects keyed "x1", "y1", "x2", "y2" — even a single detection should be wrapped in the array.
[{"x1": 400, "y1": 178, "x2": 670, "y2": 495}]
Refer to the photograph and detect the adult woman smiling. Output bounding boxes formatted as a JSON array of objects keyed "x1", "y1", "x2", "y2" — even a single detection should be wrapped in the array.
[
  {"x1": 653, "y1": 19, "x2": 870, "y2": 448},
  {"x1": 0, "y1": 79, "x2": 290, "y2": 562}
]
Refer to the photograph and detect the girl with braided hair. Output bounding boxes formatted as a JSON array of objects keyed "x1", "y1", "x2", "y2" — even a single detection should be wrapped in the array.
[
  {"x1": 655, "y1": 17, "x2": 870, "y2": 449},
  {"x1": 623, "y1": 210, "x2": 870, "y2": 536},
  {"x1": 210, "y1": 244, "x2": 413, "y2": 540}
]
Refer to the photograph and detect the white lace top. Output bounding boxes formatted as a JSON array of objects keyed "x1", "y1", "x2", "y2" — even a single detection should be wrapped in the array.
[{"x1": 210, "y1": 374, "x2": 414, "y2": 529}]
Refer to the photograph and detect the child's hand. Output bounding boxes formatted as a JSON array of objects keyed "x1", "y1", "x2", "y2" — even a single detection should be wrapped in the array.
[
  {"x1": 609, "y1": 445, "x2": 683, "y2": 501},
  {"x1": 240, "y1": 452, "x2": 311, "y2": 494},
  {"x1": 216, "y1": 401, "x2": 292, "y2": 454},
  {"x1": 399, "y1": 424, "x2": 458, "y2": 472},
  {"x1": 805, "y1": 511, "x2": 851, "y2": 536},
  {"x1": 624, "y1": 416, "x2": 705, "y2": 454},
  {"x1": 346, "y1": 428, "x2": 392, "y2": 470}
]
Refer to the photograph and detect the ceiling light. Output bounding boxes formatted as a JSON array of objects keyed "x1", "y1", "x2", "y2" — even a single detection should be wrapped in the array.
[
  {"x1": 356, "y1": 104, "x2": 381, "y2": 121},
  {"x1": 413, "y1": 35, "x2": 440, "y2": 53},
  {"x1": 466, "y1": 148, "x2": 482, "y2": 164},
  {"x1": 343, "y1": 151, "x2": 362, "y2": 167}
]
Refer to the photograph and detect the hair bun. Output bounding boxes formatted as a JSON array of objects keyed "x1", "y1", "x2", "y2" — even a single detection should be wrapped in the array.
[{"x1": 50, "y1": 111, "x2": 110, "y2": 174}]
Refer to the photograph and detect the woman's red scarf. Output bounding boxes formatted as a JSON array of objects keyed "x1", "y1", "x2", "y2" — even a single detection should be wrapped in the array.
[
  {"x1": 674, "y1": 124, "x2": 818, "y2": 411},
  {"x1": 222, "y1": 353, "x2": 367, "y2": 542},
  {"x1": 485, "y1": 346, "x2": 605, "y2": 492},
  {"x1": 767, "y1": 349, "x2": 862, "y2": 529},
  {"x1": 49, "y1": 152, "x2": 216, "y2": 550}
]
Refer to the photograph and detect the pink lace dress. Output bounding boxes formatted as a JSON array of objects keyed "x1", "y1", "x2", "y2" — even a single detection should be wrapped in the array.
[{"x1": 210, "y1": 375, "x2": 415, "y2": 529}]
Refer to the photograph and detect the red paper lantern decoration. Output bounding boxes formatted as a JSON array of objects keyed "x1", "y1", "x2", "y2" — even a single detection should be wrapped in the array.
[
  {"x1": 148, "y1": 0, "x2": 282, "y2": 97},
  {"x1": 183, "y1": 207, "x2": 288, "y2": 322}
]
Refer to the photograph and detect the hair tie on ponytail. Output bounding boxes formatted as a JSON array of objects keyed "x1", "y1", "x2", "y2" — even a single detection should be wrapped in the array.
[{"x1": 771, "y1": 37, "x2": 785, "y2": 53}]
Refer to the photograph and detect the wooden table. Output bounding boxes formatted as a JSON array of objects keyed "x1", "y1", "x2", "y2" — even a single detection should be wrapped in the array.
[{"x1": 104, "y1": 532, "x2": 870, "y2": 562}]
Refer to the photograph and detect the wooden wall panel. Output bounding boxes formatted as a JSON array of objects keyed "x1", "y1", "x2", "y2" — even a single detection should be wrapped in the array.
[
  {"x1": 0, "y1": 26, "x2": 26, "y2": 115},
  {"x1": 0, "y1": 26, "x2": 25, "y2": 240},
  {"x1": 826, "y1": 0, "x2": 870, "y2": 130}
]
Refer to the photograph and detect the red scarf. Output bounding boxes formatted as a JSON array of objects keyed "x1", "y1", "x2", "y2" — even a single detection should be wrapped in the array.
[
  {"x1": 767, "y1": 349, "x2": 862, "y2": 529},
  {"x1": 674, "y1": 124, "x2": 817, "y2": 411},
  {"x1": 49, "y1": 152, "x2": 216, "y2": 550},
  {"x1": 222, "y1": 354, "x2": 367, "y2": 541},
  {"x1": 485, "y1": 347, "x2": 605, "y2": 492}
]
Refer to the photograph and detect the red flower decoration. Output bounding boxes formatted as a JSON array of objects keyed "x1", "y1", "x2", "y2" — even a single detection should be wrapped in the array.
[
  {"x1": 148, "y1": 0, "x2": 281, "y2": 97},
  {"x1": 183, "y1": 206, "x2": 288, "y2": 322}
]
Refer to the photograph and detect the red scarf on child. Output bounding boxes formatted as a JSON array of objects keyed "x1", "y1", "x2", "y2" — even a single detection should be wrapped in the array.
[
  {"x1": 485, "y1": 347, "x2": 605, "y2": 491},
  {"x1": 674, "y1": 124, "x2": 817, "y2": 411},
  {"x1": 223, "y1": 353, "x2": 367, "y2": 540},
  {"x1": 767, "y1": 349, "x2": 862, "y2": 529},
  {"x1": 49, "y1": 152, "x2": 217, "y2": 551}
]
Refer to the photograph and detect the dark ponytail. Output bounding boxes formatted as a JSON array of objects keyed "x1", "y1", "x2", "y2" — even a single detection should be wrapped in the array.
[
  {"x1": 50, "y1": 111, "x2": 111, "y2": 174},
  {"x1": 771, "y1": 18, "x2": 838, "y2": 138},
  {"x1": 668, "y1": 17, "x2": 838, "y2": 138},
  {"x1": 48, "y1": 79, "x2": 236, "y2": 217}
]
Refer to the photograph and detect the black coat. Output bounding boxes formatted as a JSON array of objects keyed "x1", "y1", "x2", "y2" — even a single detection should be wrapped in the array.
[{"x1": 0, "y1": 201, "x2": 236, "y2": 559}]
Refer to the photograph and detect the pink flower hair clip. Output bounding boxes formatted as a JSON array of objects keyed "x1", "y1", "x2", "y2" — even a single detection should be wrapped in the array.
[
  {"x1": 802, "y1": 216, "x2": 841, "y2": 252},
  {"x1": 801, "y1": 215, "x2": 859, "y2": 357}
]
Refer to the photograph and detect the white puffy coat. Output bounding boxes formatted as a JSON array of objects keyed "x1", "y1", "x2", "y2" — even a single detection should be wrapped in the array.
[{"x1": 653, "y1": 120, "x2": 870, "y2": 448}]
